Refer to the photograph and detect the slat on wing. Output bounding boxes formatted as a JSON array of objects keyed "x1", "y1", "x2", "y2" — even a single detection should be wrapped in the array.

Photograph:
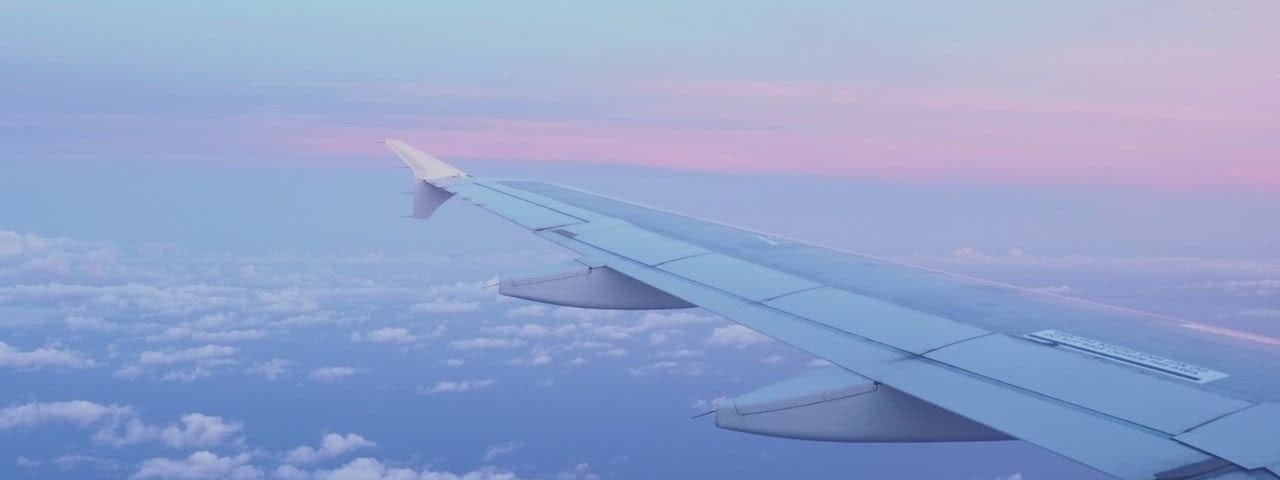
[
  {"x1": 571, "y1": 224, "x2": 710, "y2": 266},
  {"x1": 658, "y1": 253, "x2": 823, "y2": 301},
  {"x1": 450, "y1": 182, "x2": 583, "y2": 230},
  {"x1": 477, "y1": 181, "x2": 617, "y2": 224}
]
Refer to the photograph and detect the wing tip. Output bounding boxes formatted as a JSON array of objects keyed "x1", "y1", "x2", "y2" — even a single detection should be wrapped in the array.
[{"x1": 384, "y1": 139, "x2": 469, "y2": 181}]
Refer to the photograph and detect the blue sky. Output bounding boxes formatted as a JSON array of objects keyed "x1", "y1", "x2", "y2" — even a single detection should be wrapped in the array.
[{"x1": 2, "y1": 2, "x2": 1278, "y2": 480}]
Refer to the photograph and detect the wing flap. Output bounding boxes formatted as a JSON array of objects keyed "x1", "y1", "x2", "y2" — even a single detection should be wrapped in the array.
[
  {"x1": 480, "y1": 181, "x2": 618, "y2": 224},
  {"x1": 1175, "y1": 403, "x2": 1280, "y2": 469}
]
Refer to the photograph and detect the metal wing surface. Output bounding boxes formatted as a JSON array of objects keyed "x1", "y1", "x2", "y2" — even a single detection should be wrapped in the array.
[{"x1": 387, "y1": 140, "x2": 1280, "y2": 480}]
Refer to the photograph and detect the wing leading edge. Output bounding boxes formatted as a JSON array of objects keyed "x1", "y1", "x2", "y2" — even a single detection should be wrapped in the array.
[{"x1": 386, "y1": 140, "x2": 1280, "y2": 480}]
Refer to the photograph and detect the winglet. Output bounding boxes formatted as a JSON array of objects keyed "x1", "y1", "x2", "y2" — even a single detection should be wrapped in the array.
[
  {"x1": 385, "y1": 140, "x2": 469, "y2": 182},
  {"x1": 385, "y1": 140, "x2": 465, "y2": 220}
]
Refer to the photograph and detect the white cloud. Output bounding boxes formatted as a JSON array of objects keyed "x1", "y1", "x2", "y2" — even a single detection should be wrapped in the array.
[
  {"x1": 562, "y1": 340, "x2": 615, "y2": 351},
  {"x1": 95, "y1": 413, "x2": 243, "y2": 449},
  {"x1": 1176, "y1": 279, "x2": 1280, "y2": 297},
  {"x1": 564, "y1": 311, "x2": 718, "y2": 340},
  {"x1": 626, "y1": 360, "x2": 705, "y2": 376},
  {"x1": 1, "y1": 400, "x2": 242, "y2": 451},
  {"x1": 951, "y1": 246, "x2": 991, "y2": 261},
  {"x1": 0, "y1": 231, "x2": 120, "y2": 282},
  {"x1": 482, "y1": 323, "x2": 577, "y2": 339},
  {"x1": 482, "y1": 441, "x2": 522, "y2": 461},
  {"x1": 158, "y1": 414, "x2": 243, "y2": 449},
  {"x1": 556, "y1": 463, "x2": 601, "y2": 480},
  {"x1": 305, "y1": 457, "x2": 523, "y2": 480},
  {"x1": 504, "y1": 304, "x2": 547, "y2": 318},
  {"x1": 627, "y1": 361, "x2": 677, "y2": 376},
  {"x1": 254, "y1": 289, "x2": 318, "y2": 314},
  {"x1": 94, "y1": 418, "x2": 163, "y2": 447},
  {"x1": 0, "y1": 230, "x2": 53, "y2": 256},
  {"x1": 246, "y1": 359, "x2": 291, "y2": 380},
  {"x1": 0, "y1": 400, "x2": 131, "y2": 429},
  {"x1": 691, "y1": 397, "x2": 730, "y2": 410},
  {"x1": 146, "y1": 328, "x2": 194, "y2": 343},
  {"x1": 148, "y1": 328, "x2": 268, "y2": 343},
  {"x1": 136, "y1": 345, "x2": 238, "y2": 367},
  {"x1": 761, "y1": 355, "x2": 785, "y2": 365},
  {"x1": 706, "y1": 325, "x2": 769, "y2": 348},
  {"x1": 450, "y1": 338, "x2": 525, "y2": 350},
  {"x1": 633, "y1": 312, "x2": 719, "y2": 331},
  {"x1": 655, "y1": 349, "x2": 701, "y2": 359},
  {"x1": 52, "y1": 454, "x2": 117, "y2": 472},
  {"x1": 273, "y1": 314, "x2": 340, "y2": 328},
  {"x1": 15, "y1": 456, "x2": 40, "y2": 468},
  {"x1": 118, "y1": 345, "x2": 238, "y2": 381},
  {"x1": 157, "y1": 367, "x2": 215, "y2": 383},
  {"x1": 283, "y1": 433, "x2": 377, "y2": 464},
  {"x1": 805, "y1": 359, "x2": 833, "y2": 368},
  {"x1": 353, "y1": 327, "x2": 419, "y2": 344},
  {"x1": 65, "y1": 315, "x2": 119, "y2": 332},
  {"x1": 410, "y1": 299, "x2": 481, "y2": 313},
  {"x1": 506, "y1": 349, "x2": 552, "y2": 366},
  {"x1": 551, "y1": 307, "x2": 620, "y2": 323},
  {"x1": 194, "y1": 330, "x2": 268, "y2": 342},
  {"x1": 309, "y1": 367, "x2": 363, "y2": 382},
  {"x1": 187, "y1": 314, "x2": 236, "y2": 330},
  {"x1": 423, "y1": 379, "x2": 496, "y2": 394},
  {"x1": 0, "y1": 341, "x2": 97, "y2": 369},
  {"x1": 274, "y1": 465, "x2": 309, "y2": 480},
  {"x1": 424, "y1": 278, "x2": 497, "y2": 300},
  {"x1": 132, "y1": 452, "x2": 261, "y2": 480},
  {"x1": 0, "y1": 283, "x2": 241, "y2": 317},
  {"x1": 438, "y1": 358, "x2": 465, "y2": 367}
]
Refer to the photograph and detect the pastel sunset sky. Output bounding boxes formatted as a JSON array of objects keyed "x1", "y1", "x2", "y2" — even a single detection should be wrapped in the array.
[
  {"x1": 2, "y1": 3, "x2": 1279, "y2": 480},
  {"x1": 3, "y1": 1, "x2": 1277, "y2": 191}
]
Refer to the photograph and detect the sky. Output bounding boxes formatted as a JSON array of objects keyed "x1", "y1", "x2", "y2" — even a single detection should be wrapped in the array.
[{"x1": 1, "y1": 2, "x2": 1279, "y2": 480}]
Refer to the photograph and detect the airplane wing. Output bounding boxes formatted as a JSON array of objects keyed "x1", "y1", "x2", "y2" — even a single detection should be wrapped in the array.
[{"x1": 386, "y1": 140, "x2": 1280, "y2": 480}]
